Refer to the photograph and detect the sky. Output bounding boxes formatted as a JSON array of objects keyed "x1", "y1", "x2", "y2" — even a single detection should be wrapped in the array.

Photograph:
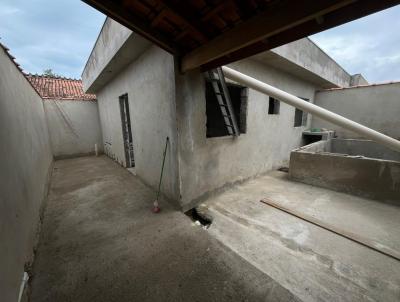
[
  {"x1": 0, "y1": 1, "x2": 399, "y2": 82},
  {"x1": 0, "y1": 0, "x2": 105, "y2": 78},
  {"x1": 310, "y1": 5, "x2": 400, "y2": 83}
]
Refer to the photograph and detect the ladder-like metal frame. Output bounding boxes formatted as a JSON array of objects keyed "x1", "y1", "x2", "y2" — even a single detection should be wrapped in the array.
[{"x1": 207, "y1": 67, "x2": 240, "y2": 136}]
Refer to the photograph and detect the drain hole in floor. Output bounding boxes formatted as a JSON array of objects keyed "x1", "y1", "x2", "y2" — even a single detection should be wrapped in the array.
[
  {"x1": 185, "y1": 208, "x2": 213, "y2": 229},
  {"x1": 277, "y1": 166, "x2": 289, "y2": 173}
]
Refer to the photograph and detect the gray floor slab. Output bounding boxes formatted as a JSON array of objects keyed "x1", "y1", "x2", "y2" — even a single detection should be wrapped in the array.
[
  {"x1": 29, "y1": 156, "x2": 299, "y2": 302},
  {"x1": 202, "y1": 171, "x2": 400, "y2": 302}
]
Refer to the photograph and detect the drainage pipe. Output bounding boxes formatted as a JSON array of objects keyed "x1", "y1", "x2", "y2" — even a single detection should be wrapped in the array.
[{"x1": 222, "y1": 66, "x2": 400, "y2": 153}]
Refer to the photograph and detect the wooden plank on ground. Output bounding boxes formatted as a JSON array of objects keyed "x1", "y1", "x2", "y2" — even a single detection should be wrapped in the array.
[{"x1": 260, "y1": 198, "x2": 400, "y2": 262}]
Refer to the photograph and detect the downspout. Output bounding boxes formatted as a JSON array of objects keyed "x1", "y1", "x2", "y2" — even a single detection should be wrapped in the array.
[{"x1": 222, "y1": 66, "x2": 400, "y2": 153}]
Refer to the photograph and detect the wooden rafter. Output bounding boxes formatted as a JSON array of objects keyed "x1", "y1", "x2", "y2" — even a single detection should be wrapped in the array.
[
  {"x1": 152, "y1": 0, "x2": 209, "y2": 44},
  {"x1": 83, "y1": 0, "x2": 178, "y2": 54},
  {"x1": 180, "y1": 0, "x2": 357, "y2": 72},
  {"x1": 82, "y1": 0, "x2": 400, "y2": 72},
  {"x1": 198, "y1": 0, "x2": 400, "y2": 71}
]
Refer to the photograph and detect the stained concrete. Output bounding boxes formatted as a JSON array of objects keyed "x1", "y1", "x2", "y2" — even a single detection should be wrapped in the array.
[
  {"x1": 95, "y1": 45, "x2": 180, "y2": 202},
  {"x1": 43, "y1": 100, "x2": 103, "y2": 159},
  {"x1": 201, "y1": 171, "x2": 400, "y2": 302},
  {"x1": 254, "y1": 38, "x2": 352, "y2": 89},
  {"x1": 175, "y1": 59, "x2": 318, "y2": 210},
  {"x1": 83, "y1": 19, "x2": 364, "y2": 212},
  {"x1": 0, "y1": 44, "x2": 53, "y2": 302},
  {"x1": 330, "y1": 138, "x2": 400, "y2": 161},
  {"x1": 289, "y1": 139, "x2": 400, "y2": 202},
  {"x1": 313, "y1": 82, "x2": 400, "y2": 140},
  {"x1": 82, "y1": 18, "x2": 151, "y2": 93},
  {"x1": 30, "y1": 156, "x2": 299, "y2": 302}
]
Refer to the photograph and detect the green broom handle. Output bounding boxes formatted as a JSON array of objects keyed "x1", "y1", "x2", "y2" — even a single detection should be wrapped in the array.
[{"x1": 156, "y1": 137, "x2": 169, "y2": 201}]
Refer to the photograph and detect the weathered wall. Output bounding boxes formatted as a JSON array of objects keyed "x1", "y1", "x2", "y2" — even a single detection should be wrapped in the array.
[
  {"x1": 272, "y1": 39, "x2": 351, "y2": 88},
  {"x1": 82, "y1": 18, "x2": 151, "y2": 93},
  {"x1": 176, "y1": 59, "x2": 318, "y2": 210},
  {"x1": 331, "y1": 138, "x2": 400, "y2": 161},
  {"x1": 254, "y1": 38, "x2": 352, "y2": 89},
  {"x1": 82, "y1": 18, "x2": 131, "y2": 92},
  {"x1": 313, "y1": 83, "x2": 400, "y2": 139},
  {"x1": 43, "y1": 100, "x2": 103, "y2": 159},
  {"x1": 350, "y1": 74, "x2": 368, "y2": 86},
  {"x1": 289, "y1": 139, "x2": 400, "y2": 203},
  {"x1": 96, "y1": 45, "x2": 180, "y2": 202},
  {"x1": 0, "y1": 47, "x2": 53, "y2": 302}
]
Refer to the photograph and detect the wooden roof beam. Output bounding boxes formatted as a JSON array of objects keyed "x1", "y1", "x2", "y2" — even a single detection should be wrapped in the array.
[
  {"x1": 152, "y1": 0, "x2": 209, "y2": 44},
  {"x1": 201, "y1": 2, "x2": 235, "y2": 22},
  {"x1": 180, "y1": 0, "x2": 358, "y2": 72},
  {"x1": 198, "y1": 0, "x2": 400, "y2": 71},
  {"x1": 82, "y1": 0, "x2": 178, "y2": 54}
]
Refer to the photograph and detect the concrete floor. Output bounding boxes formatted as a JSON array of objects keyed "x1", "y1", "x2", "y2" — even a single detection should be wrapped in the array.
[
  {"x1": 201, "y1": 171, "x2": 400, "y2": 302},
  {"x1": 29, "y1": 156, "x2": 299, "y2": 302}
]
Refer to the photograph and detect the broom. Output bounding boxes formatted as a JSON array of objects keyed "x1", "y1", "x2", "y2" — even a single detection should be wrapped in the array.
[{"x1": 153, "y1": 137, "x2": 169, "y2": 213}]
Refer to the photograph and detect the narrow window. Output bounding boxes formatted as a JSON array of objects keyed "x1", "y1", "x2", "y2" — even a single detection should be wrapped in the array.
[
  {"x1": 205, "y1": 80, "x2": 248, "y2": 138},
  {"x1": 119, "y1": 94, "x2": 135, "y2": 167},
  {"x1": 294, "y1": 97, "x2": 309, "y2": 127},
  {"x1": 268, "y1": 97, "x2": 280, "y2": 114}
]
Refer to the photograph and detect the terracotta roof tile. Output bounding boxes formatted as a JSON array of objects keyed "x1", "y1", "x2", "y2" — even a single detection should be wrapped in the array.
[{"x1": 26, "y1": 75, "x2": 96, "y2": 101}]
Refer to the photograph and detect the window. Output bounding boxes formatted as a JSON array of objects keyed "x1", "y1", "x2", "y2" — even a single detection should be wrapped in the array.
[
  {"x1": 294, "y1": 97, "x2": 309, "y2": 127},
  {"x1": 119, "y1": 94, "x2": 135, "y2": 167},
  {"x1": 205, "y1": 80, "x2": 248, "y2": 138},
  {"x1": 268, "y1": 97, "x2": 280, "y2": 114}
]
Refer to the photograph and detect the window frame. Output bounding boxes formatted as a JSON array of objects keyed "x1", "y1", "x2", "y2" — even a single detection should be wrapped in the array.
[
  {"x1": 268, "y1": 97, "x2": 280, "y2": 115},
  {"x1": 294, "y1": 97, "x2": 309, "y2": 127},
  {"x1": 205, "y1": 79, "x2": 248, "y2": 138}
]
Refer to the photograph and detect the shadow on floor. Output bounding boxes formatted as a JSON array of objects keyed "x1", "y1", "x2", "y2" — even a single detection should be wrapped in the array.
[{"x1": 29, "y1": 156, "x2": 299, "y2": 302}]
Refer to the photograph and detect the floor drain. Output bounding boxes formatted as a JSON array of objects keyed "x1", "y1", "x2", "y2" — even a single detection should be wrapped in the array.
[{"x1": 185, "y1": 207, "x2": 213, "y2": 229}]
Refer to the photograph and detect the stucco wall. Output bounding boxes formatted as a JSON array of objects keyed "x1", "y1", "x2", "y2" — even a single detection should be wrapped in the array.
[
  {"x1": 96, "y1": 45, "x2": 179, "y2": 202},
  {"x1": 43, "y1": 100, "x2": 103, "y2": 159},
  {"x1": 0, "y1": 47, "x2": 53, "y2": 302},
  {"x1": 313, "y1": 83, "x2": 400, "y2": 139},
  {"x1": 269, "y1": 38, "x2": 351, "y2": 88},
  {"x1": 82, "y1": 18, "x2": 151, "y2": 93},
  {"x1": 82, "y1": 18, "x2": 132, "y2": 92},
  {"x1": 290, "y1": 139, "x2": 400, "y2": 202},
  {"x1": 176, "y1": 59, "x2": 318, "y2": 209}
]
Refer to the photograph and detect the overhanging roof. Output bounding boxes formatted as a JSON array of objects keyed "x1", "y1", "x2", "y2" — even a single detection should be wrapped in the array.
[{"x1": 82, "y1": 0, "x2": 400, "y2": 72}]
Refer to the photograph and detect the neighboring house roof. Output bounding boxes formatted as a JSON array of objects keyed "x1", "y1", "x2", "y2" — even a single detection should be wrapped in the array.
[{"x1": 27, "y1": 75, "x2": 97, "y2": 101}]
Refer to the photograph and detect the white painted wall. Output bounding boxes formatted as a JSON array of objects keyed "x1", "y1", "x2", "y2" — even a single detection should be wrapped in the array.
[
  {"x1": 0, "y1": 47, "x2": 53, "y2": 302},
  {"x1": 312, "y1": 83, "x2": 400, "y2": 140},
  {"x1": 96, "y1": 46, "x2": 180, "y2": 201},
  {"x1": 43, "y1": 100, "x2": 103, "y2": 158},
  {"x1": 176, "y1": 59, "x2": 318, "y2": 209}
]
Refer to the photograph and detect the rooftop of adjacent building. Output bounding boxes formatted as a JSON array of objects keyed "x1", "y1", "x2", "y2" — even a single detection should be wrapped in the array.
[
  {"x1": 26, "y1": 74, "x2": 97, "y2": 101},
  {"x1": 1, "y1": 42, "x2": 96, "y2": 101}
]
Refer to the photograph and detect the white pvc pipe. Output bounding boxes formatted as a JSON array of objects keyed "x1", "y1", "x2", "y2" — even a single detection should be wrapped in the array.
[
  {"x1": 18, "y1": 272, "x2": 29, "y2": 302},
  {"x1": 222, "y1": 66, "x2": 400, "y2": 153}
]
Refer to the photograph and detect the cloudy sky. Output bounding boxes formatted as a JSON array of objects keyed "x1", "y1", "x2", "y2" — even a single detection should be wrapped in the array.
[
  {"x1": 310, "y1": 5, "x2": 400, "y2": 83},
  {"x1": 0, "y1": 0, "x2": 105, "y2": 78},
  {"x1": 0, "y1": 1, "x2": 399, "y2": 82}
]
